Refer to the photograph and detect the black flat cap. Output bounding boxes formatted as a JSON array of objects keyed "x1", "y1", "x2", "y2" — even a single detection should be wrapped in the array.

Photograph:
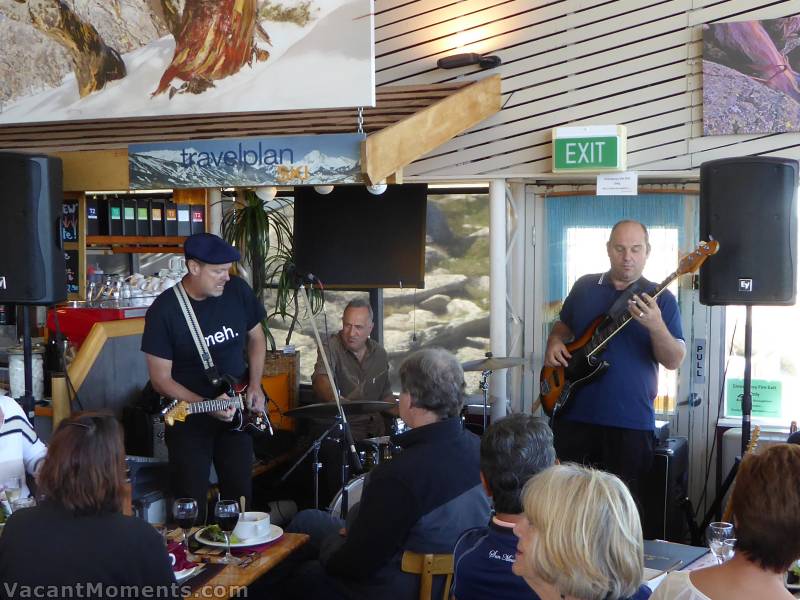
[{"x1": 184, "y1": 233, "x2": 240, "y2": 264}]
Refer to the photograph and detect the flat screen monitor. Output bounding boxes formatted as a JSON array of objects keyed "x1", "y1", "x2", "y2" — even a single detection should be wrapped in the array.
[{"x1": 293, "y1": 184, "x2": 427, "y2": 288}]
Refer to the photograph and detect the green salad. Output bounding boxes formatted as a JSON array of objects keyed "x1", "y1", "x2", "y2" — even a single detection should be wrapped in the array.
[{"x1": 203, "y1": 525, "x2": 242, "y2": 544}]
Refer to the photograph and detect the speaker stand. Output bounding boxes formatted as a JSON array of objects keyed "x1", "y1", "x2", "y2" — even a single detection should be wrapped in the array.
[
  {"x1": 16, "y1": 306, "x2": 36, "y2": 422},
  {"x1": 740, "y1": 306, "x2": 754, "y2": 455}
]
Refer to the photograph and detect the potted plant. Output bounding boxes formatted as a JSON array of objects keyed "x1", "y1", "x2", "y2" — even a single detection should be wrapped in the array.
[{"x1": 220, "y1": 188, "x2": 324, "y2": 350}]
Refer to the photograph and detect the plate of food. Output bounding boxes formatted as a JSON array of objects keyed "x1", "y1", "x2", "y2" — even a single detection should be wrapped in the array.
[{"x1": 195, "y1": 524, "x2": 283, "y2": 548}]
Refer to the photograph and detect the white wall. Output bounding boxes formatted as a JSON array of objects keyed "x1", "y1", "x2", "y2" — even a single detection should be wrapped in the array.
[{"x1": 375, "y1": 0, "x2": 800, "y2": 179}]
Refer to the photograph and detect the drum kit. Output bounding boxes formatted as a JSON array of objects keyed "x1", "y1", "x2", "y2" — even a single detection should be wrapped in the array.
[
  {"x1": 279, "y1": 352, "x2": 525, "y2": 519},
  {"x1": 280, "y1": 400, "x2": 398, "y2": 517}
]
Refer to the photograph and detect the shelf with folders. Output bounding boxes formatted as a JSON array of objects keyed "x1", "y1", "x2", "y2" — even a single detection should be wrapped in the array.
[{"x1": 85, "y1": 235, "x2": 188, "y2": 254}]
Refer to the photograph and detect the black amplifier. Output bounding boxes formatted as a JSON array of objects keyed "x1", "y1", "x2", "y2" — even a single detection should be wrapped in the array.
[{"x1": 642, "y1": 436, "x2": 689, "y2": 542}]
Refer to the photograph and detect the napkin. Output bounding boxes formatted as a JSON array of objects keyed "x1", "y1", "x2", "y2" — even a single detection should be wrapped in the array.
[{"x1": 167, "y1": 541, "x2": 198, "y2": 571}]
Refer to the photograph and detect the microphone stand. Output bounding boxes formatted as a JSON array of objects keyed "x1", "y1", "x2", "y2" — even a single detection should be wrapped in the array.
[
  {"x1": 279, "y1": 418, "x2": 340, "y2": 509},
  {"x1": 299, "y1": 285, "x2": 363, "y2": 518}
]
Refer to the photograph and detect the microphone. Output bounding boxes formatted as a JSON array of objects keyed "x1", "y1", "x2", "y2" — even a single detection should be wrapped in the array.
[{"x1": 344, "y1": 422, "x2": 364, "y2": 474}]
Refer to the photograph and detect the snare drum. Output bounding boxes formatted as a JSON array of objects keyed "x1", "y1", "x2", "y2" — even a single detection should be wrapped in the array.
[{"x1": 329, "y1": 473, "x2": 367, "y2": 518}]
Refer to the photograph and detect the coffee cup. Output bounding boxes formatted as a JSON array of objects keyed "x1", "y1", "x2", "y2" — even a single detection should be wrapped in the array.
[{"x1": 233, "y1": 511, "x2": 270, "y2": 540}]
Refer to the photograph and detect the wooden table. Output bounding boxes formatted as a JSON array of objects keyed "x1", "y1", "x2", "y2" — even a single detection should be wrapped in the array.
[{"x1": 184, "y1": 532, "x2": 309, "y2": 599}]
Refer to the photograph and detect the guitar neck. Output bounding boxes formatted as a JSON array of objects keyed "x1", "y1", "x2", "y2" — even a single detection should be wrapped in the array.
[
  {"x1": 586, "y1": 271, "x2": 678, "y2": 358},
  {"x1": 188, "y1": 396, "x2": 244, "y2": 415}
]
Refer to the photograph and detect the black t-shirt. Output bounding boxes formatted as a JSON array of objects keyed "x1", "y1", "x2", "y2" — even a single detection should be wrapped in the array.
[{"x1": 141, "y1": 275, "x2": 266, "y2": 399}]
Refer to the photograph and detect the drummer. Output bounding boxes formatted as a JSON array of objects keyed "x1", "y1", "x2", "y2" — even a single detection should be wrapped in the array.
[
  {"x1": 311, "y1": 298, "x2": 394, "y2": 439},
  {"x1": 311, "y1": 299, "x2": 394, "y2": 502}
]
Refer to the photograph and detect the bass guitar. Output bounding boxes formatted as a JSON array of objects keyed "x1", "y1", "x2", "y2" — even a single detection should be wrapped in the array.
[
  {"x1": 159, "y1": 379, "x2": 272, "y2": 435},
  {"x1": 539, "y1": 240, "x2": 719, "y2": 417}
]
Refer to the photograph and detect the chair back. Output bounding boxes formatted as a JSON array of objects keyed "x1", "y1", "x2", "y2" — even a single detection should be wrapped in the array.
[{"x1": 401, "y1": 551, "x2": 454, "y2": 600}]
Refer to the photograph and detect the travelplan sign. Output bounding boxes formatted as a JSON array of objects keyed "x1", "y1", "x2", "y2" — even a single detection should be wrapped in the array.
[{"x1": 128, "y1": 134, "x2": 366, "y2": 189}]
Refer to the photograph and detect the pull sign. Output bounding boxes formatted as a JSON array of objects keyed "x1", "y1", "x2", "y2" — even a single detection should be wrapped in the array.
[{"x1": 693, "y1": 338, "x2": 706, "y2": 384}]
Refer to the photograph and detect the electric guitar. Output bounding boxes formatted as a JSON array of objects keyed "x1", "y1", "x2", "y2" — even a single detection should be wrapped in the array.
[
  {"x1": 539, "y1": 240, "x2": 719, "y2": 417},
  {"x1": 159, "y1": 380, "x2": 272, "y2": 435}
]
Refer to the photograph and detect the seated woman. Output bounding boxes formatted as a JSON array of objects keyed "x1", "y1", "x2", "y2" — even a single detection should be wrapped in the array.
[
  {"x1": 652, "y1": 443, "x2": 800, "y2": 600},
  {"x1": 0, "y1": 395, "x2": 47, "y2": 499},
  {"x1": 0, "y1": 412, "x2": 179, "y2": 598},
  {"x1": 512, "y1": 464, "x2": 651, "y2": 600}
]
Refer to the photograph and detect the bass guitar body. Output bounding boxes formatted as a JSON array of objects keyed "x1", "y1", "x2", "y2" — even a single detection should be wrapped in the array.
[{"x1": 539, "y1": 316, "x2": 610, "y2": 417}]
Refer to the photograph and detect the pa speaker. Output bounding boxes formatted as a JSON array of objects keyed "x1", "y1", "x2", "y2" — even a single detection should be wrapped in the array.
[
  {"x1": 0, "y1": 152, "x2": 66, "y2": 305},
  {"x1": 700, "y1": 156, "x2": 798, "y2": 306},
  {"x1": 642, "y1": 437, "x2": 689, "y2": 542}
]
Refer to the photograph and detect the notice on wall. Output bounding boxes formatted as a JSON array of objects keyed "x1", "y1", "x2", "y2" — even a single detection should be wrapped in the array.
[
  {"x1": 65, "y1": 250, "x2": 79, "y2": 295},
  {"x1": 726, "y1": 379, "x2": 782, "y2": 418},
  {"x1": 62, "y1": 200, "x2": 79, "y2": 241},
  {"x1": 596, "y1": 171, "x2": 638, "y2": 196}
]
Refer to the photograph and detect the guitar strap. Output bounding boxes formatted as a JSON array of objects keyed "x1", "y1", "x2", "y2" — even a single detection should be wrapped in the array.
[
  {"x1": 173, "y1": 282, "x2": 222, "y2": 387},
  {"x1": 606, "y1": 277, "x2": 654, "y2": 321}
]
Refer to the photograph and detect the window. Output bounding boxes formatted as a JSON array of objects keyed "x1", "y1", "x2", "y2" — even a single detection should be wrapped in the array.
[
  {"x1": 269, "y1": 190, "x2": 491, "y2": 396},
  {"x1": 723, "y1": 289, "x2": 800, "y2": 426}
]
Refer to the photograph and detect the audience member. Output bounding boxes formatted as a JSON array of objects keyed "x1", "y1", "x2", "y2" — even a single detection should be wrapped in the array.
[
  {"x1": 0, "y1": 413, "x2": 179, "y2": 600},
  {"x1": 452, "y1": 414, "x2": 556, "y2": 600},
  {"x1": 0, "y1": 395, "x2": 46, "y2": 499},
  {"x1": 281, "y1": 348, "x2": 490, "y2": 600},
  {"x1": 652, "y1": 443, "x2": 800, "y2": 600},
  {"x1": 513, "y1": 464, "x2": 651, "y2": 600}
]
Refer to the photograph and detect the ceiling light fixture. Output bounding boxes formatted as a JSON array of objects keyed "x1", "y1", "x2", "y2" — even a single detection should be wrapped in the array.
[
  {"x1": 366, "y1": 182, "x2": 387, "y2": 195},
  {"x1": 314, "y1": 185, "x2": 335, "y2": 195},
  {"x1": 254, "y1": 186, "x2": 277, "y2": 202},
  {"x1": 437, "y1": 52, "x2": 501, "y2": 70}
]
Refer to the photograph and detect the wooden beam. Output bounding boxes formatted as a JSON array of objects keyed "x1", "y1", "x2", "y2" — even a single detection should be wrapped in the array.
[
  {"x1": 67, "y1": 319, "x2": 144, "y2": 392},
  {"x1": 361, "y1": 75, "x2": 502, "y2": 185},
  {"x1": 387, "y1": 169, "x2": 403, "y2": 184},
  {"x1": 55, "y1": 149, "x2": 129, "y2": 191}
]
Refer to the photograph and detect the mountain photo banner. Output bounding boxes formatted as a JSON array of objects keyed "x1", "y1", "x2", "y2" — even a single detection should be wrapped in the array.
[
  {"x1": 128, "y1": 133, "x2": 365, "y2": 189},
  {"x1": 0, "y1": 0, "x2": 375, "y2": 124}
]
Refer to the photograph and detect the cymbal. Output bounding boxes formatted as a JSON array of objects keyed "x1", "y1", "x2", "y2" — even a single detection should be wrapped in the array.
[
  {"x1": 461, "y1": 356, "x2": 526, "y2": 372},
  {"x1": 285, "y1": 401, "x2": 396, "y2": 420}
]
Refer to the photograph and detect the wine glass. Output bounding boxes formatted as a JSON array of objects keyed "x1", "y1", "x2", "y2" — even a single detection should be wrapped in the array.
[
  {"x1": 214, "y1": 499, "x2": 240, "y2": 565},
  {"x1": 719, "y1": 538, "x2": 736, "y2": 563},
  {"x1": 706, "y1": 521, "x2": 734, "y2": 564},
  {"x1": 173, "y1": 498, "x2": 198, "y2": 556},
  {"x1": 2, "y1": 477, "x2": 22, "y2": 504}
]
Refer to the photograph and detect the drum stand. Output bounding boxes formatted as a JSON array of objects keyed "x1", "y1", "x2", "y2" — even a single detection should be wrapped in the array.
[
  {"x1": 280, "y1": 419, "x2": 340, "y2": 510},
  {"x1": 479, "y1": 369, "x2": 492, "y2": 432}
]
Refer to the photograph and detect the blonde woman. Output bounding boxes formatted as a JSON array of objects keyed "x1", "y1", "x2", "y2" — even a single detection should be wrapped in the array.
[
  {"x1": 512, "y1": 464, "x2": 651, "y2": 600},
  {"x1": 652, "y1": 443, "x2": 800, "y2": 600}
]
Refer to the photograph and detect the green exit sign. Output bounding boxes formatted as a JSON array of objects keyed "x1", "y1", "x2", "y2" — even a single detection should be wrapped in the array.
[{"x1": 552, "y1": 125, "x2": 626, "y2": 172}]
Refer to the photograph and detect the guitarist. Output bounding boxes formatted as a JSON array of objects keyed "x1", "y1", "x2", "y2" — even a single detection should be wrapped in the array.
[
  {"x1": 141, "y1": 233, "x2": 267, "y2": 521},
  {"x1": 544, "y1": 220, "x2": 685, "y2": 507}
]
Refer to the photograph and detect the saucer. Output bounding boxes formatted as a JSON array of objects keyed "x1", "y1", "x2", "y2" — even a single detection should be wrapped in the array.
[{"x1": 195, "y1": 524, "x2": 283, "y2": 548}]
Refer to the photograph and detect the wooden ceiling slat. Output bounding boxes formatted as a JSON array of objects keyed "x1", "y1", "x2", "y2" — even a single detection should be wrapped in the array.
[{"x1": 0, "y1": 82, "x2": 473, "y2": 153}]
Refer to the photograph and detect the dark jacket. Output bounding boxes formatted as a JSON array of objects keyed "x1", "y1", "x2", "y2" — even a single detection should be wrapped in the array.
[
  {"x1": 0, "y1": 503, "x2": 179, "y2": 600},
  {"x1": 321, "y1": 417, "x2": 491, "y2": 600}
]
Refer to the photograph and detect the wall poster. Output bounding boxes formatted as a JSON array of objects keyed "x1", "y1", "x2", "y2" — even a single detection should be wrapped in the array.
[
  {"x1": 0, "y1": 0, "x2": 375, "y2": 125},
  {"x1": 703, "y1": 16, "x2": 800, "y2": 135}
]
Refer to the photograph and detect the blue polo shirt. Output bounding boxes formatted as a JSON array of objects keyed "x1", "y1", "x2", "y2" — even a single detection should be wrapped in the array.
[
  {"x1": 452, "y1": 519, "x2": 538, "y2": 600},
  {"x1": 558, "y1": 273, "x2": 683, "y2": 430}
]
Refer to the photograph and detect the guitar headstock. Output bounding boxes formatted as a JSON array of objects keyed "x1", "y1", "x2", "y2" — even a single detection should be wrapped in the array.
[
  {"x1": 746, "y1": 425, "x2": 761, "y2": 454},
  {"x1": 677, "y1": 240, "x2": 720, "y2": 276},
  {"x1": 162, "y1": 400, "x2": 191, "y2": 426}
]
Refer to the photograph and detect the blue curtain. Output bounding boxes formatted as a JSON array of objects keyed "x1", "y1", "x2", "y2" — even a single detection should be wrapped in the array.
[{"x1": 545, "y1": 194, "x2": 686, "y2": 302}]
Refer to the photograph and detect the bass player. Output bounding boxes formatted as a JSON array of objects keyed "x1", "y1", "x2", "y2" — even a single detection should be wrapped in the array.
[
  {"x1": 544, "y1": 220, "x2": 685, "y2": 507},
  {"x1": 142, "y1": 232, "x2": 267, "y2": 522}
]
